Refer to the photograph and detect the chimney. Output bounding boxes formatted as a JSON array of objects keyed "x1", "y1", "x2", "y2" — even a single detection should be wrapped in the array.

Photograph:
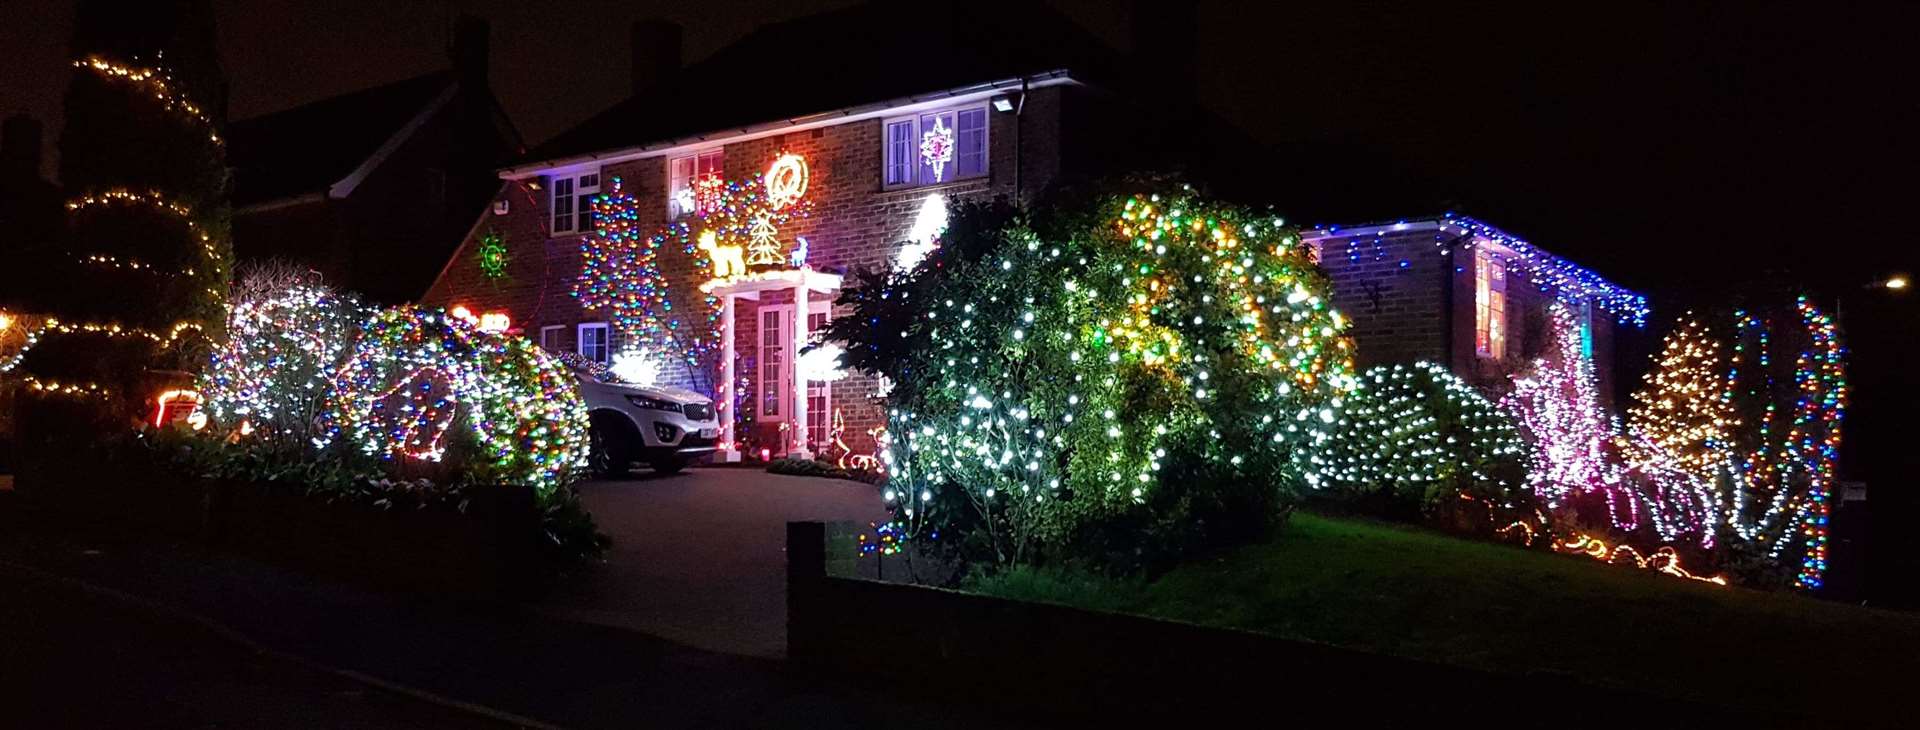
[
  {"x1": 631, "y1": 19, "x2": 683, "y2": 96},
  {"x1": 450, "y1": 14, "x2": 490, "y2": 88},
  {"x1": 1, "y1": 114, "x2": 43, "y2": 181}
]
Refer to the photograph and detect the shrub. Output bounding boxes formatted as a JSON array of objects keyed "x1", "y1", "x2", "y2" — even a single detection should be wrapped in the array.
[
  {"x1": 197, "y1": 268, "x2": 368, "y2": 449},
  {"x1": 1323, "y1": 362, "x2": 1530, "y2": 525},
  {"x1": 828, "y1": 183, "x2": 1356, "y2": 572}
]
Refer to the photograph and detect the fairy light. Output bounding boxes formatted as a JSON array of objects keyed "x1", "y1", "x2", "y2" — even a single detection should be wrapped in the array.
[
  {"x1": 876, "y1": 187, "x2": 1356, "y2": 556},
  {"x1": 316, "y1": 306, "x2": 589, "y2": 495},
  {"x1": 197, "y1": 284, "x2": 367, "y2": 443},
  {"x1": 1555, "y1": 533, "x2": 1727, "y2": 585},
  {"x1": 1326, "y1": 362, "x2": 1528, "y2": 513},
  {"x1": 75, "y1": 56, "x2": 222, "y2": 145}
]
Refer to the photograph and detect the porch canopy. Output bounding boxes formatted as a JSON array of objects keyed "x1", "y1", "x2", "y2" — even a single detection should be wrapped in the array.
[{"x1": 701, "y1": 268, "x2": 843, "y2": 460}]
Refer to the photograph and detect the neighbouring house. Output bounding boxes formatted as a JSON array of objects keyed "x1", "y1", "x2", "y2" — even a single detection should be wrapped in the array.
[
  {"x1": 229, "y1": 15, "x2": 522, "y2": 304},
  {"x1": 420, "y1": 1, "x2": 1249, "y2": 461},
  {"x1": 1301, "y1": 216, "x2": 1648, "y2": 404}
]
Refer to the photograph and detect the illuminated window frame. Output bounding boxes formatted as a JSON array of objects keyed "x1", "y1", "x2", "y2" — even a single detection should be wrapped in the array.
[
  {"x1": 668, "y1": 148, "x2": 724, "y2": 220},
  {"x1": 1474, "y1": 247, "x2": 1507, "y2": 360},
  {"x1": 549, "y1": 169, "x2": 601, "y2": 235},
  {"x1": 882, "y1": 104, "x2": 989, "y2": 190},
  {"x1": 577, "y1": 322, "x2": 611, "y2": 365}
]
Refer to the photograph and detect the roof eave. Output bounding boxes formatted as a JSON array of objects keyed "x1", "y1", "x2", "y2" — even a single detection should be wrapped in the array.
[{"x1": 498, "y1": 69, "x2": 1081, "y2": 179}]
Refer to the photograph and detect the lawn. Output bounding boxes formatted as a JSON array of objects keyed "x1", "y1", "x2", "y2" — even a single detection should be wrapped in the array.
[{"x1": 968, "y1": 511, "x2": 1920, "y2": 721}]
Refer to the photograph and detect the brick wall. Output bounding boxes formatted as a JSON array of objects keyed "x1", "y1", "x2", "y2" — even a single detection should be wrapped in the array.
[
  {"x1": 424, "y1": 87, "x2": 1069, "y2": 458},
  {"x1": 1314, "y1": 228, "x2": 1630, "y2": 407},
  {"x1": 1313, "y1": 230, "x2": 1451, "y2": 369}
]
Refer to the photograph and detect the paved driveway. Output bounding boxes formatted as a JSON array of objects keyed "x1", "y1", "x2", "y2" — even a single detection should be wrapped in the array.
[{"x1": 539, "y1": 467, "x2": 889, "y2": 658}]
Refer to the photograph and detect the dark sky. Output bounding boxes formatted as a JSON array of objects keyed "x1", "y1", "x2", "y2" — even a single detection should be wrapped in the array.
[{"x1": 5, "y1": 1, "x2": 1915, "y2": 303}]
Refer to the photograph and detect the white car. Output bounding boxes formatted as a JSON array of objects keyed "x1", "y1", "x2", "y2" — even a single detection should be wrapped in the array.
[{"x1": 575, "y1": 372, "x2": 720, "y2": 476}]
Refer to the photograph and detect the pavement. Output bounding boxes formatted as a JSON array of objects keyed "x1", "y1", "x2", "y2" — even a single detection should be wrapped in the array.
[
  {"x1": 541, "y1": 467, "x2": 890, "y2": 657},
  {"x1": 0, "y1": 468, "x2": 1037, "y2": 729}
]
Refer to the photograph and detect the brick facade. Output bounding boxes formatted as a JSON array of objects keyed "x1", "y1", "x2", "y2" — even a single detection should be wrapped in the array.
[
  {"x1": 423, "y1": 87, "x2": 1070, "y2": 459},
  {"x1": 1308, "y1": 224, "x2": 1630, "y2": 406}
]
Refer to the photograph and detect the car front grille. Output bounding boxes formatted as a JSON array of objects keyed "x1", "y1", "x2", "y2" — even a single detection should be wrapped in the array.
[{"x1": 682, "y1": 403, "x2": 713, "y2": 422}]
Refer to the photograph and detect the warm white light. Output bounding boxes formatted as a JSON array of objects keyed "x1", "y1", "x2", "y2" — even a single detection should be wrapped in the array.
[
  {"x1": 610, "y1": 349, "x2": 659, "y2": 386},
  {"x1": 896, "y1": 194, "x2": 948, "y2": 272},
  {"x1": 798, "y1": 343, "x2": 847, "y2": 382},
  {"x1": 1887, "y1": 276, "x2": 1909, "y2": 291}
]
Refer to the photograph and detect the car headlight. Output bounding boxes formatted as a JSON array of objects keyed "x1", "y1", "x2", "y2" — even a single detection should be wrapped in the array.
[{"x1": 626, "y1": 394, "x2": 683, "y2": 412}]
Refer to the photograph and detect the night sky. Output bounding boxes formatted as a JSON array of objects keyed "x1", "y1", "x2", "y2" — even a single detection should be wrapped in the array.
[{"x1": 4, "y1": 1, "x2": 1915, "y2": 303}]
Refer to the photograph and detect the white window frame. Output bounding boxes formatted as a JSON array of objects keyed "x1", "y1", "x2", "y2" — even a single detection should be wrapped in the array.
[
  {"x1": 1474, "y1": 247, "x2": 1507, "y2": 360},
  {"x1": 539, "y1": 325, "x2": 565, "y2": 353},
  {"x1": 756, "y1": 304, "x2": 833, "y2": 445},
  {"x1": 548, "y1": 168, "x2": 601, "y2": 236},
  {"x1": 667, "y1": 148, "x2": 725, "y2": 220},
  {"x1": 882, "y1": 103, "x2": 989, "y2": 190},
  {"x1": 758, "y1": 307, "x2": 789, "y2": 423},
  {"x1": 577, "y1": 322, "x2": 611, "y2": 365}
]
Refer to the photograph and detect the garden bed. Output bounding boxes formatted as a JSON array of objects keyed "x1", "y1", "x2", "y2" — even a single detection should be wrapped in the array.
[{"x1": 963, "y1": 511, "x2": 1920, "y2": 723}]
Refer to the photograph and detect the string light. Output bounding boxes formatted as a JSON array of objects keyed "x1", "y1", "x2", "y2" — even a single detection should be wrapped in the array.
[
  {"x1": 1326, "y1": 362, "x2": 1528, "y2": 514},
  {"x1": 316, "y1": 307, "x2": 589, "y2": 495},
  {"x1": 74, "y1": 55, "x2": 222, "y2": 145},
  {"x1": 877, "y1": 187, "x2": 1356, "y2": 559},
  {"x1": 1554, "y1": 533, "x2": 1727, "y2": 585},
  {"x1": 198, "y1": 284, "x2": 367, "y2": 444}
]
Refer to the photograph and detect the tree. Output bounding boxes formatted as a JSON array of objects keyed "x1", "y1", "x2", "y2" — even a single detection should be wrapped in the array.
[
  {"x1": 826, "y1": 182, "x2": 1356, "y2": 571},
  {"x1": 19, "y1": 0, "x2": 230, "y2": 419}
]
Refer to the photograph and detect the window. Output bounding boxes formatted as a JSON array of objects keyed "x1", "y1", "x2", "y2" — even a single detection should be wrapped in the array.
[
  {"x1": 578, "y1": 322, "x2": 611, "y2": 365},
  {"x1": 550, "y1": 170, "x2": 601, "y2": 235},
  {"x1": 760, "y1": 309, "x2": 785, "y2": 420},
  {"x1": 668, "y1": 149, "x2": 724, "y2": 219},
  {"x1": 803, "y1": 309, "x2": 832, "y2": 450},
  {"x1": 539, "y1": 325, "x2": 566, "y2": 353},
  {"x1": 883, "y1": 104, "x2": 988, "y2": 189},
  {"x1": 1474, "y1": 249, "x2": 1507, "y2": 360}
]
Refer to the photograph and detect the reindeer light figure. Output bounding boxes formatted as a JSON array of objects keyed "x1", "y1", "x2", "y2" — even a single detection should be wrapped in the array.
[{"x1": 698, "y1": 229, "x2": 746, "y2": 279}]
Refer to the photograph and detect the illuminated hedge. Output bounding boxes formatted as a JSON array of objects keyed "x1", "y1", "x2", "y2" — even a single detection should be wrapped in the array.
[
  {"x1": 197, "y1": 282, "x2": 367, "y2": 445},
  {"x1": 318, "y1": 307, "x2": 589, "y2": 495},
  {"x1": 1325, "y1": 362, "x2": 1528, "y2": 518},
  {"x1": 839, "y1": 186, "x2": 1356, "y2": 567}
]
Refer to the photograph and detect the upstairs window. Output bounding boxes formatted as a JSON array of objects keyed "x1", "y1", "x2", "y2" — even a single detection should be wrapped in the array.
[
  {"x1": 1474, "y1": 248, "x2": 1507, "y2": 360},
  {"x1": 669, "y1": 149, "x2": 724, "y2": 220},
  {"x1": 884, "y1": 104, "x2": 988, "y2": 189},
  {"x1": 550, "y1": 171, "x2": 600, "y2": 235}
]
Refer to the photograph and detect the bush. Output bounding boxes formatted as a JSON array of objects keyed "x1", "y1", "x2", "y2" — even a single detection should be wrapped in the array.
[
  {"x1": 828, "y1": 182, "x2": 1356, "y2": 572},
  {"x1": 1323, "y1": 362, "x2": 1531, "y2": 525}
]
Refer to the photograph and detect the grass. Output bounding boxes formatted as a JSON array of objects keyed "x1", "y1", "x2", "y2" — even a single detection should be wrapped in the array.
[{"x1": 968, "y1": 511, "x2": 1920, "y2": 720}]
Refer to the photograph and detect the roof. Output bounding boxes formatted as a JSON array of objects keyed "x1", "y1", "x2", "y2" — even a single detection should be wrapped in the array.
[
  {"x1": 228, "y1": 71, "x2": 456, "y2": 208},
  {"x1": 521, "y1": 1, "x2": 1119, "y2": 170},
  {"x1": 1306, "y1": 214, "x2": 1651, "y2": 326}
]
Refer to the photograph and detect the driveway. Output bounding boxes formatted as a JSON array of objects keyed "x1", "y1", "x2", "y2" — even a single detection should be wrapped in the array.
[{"x1": 539, "y1": 467, "x2": 889, "y2": 658}]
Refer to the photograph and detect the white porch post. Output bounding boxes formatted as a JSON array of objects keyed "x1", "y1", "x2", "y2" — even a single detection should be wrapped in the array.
[
  {"x1": 790, "y1": 283, "x2": 811, "y2": 459},
  {"x1": 719, "y1": 293, "x2": 740, "y2": 462}
]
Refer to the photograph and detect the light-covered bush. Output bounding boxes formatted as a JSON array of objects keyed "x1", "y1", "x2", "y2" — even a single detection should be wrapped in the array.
[
  {"x1": 829, "y1": 184, "x2": 1356, "y2": 570},
  {"x1": 1324, "y1": 362, "x2": 1529, "y2": 522}
]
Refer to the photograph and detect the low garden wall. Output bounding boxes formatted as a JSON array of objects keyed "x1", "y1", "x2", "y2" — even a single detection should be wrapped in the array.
[
  {"x1": 20, "y1": 459, "x2": 542, "y2": 598},
  {"x1": 786, "y1": 521, "x2": 1759, "y2": 725}
]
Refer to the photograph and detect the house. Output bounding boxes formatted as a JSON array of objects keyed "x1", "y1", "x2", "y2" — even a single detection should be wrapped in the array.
[
  {"x1": 1301, "y1": 216, "x2": 1648, "y2": 403},
  {"x1": 421, "y1": 2, "x2": 1645, "y2": 463},
  {"x1": 420, "y1": 2, "x2": 1241, "y2": 461},
  {"x1": 229, "y1": 16, "x2": 522, "y2": 304}
]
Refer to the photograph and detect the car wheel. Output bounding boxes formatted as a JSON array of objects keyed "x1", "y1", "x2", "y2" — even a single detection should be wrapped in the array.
[
  {"x1": 650, "y1": 456, "x2": 686, "y2": 475},
  {"x1": 589, "y1": 427, "x2": 629, "y2": 479}
]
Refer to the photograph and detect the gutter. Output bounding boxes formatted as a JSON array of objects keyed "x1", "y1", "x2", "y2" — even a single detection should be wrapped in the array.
[{"x1": 499, "y1": 70, "x2": 1080, "y2": 179}]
